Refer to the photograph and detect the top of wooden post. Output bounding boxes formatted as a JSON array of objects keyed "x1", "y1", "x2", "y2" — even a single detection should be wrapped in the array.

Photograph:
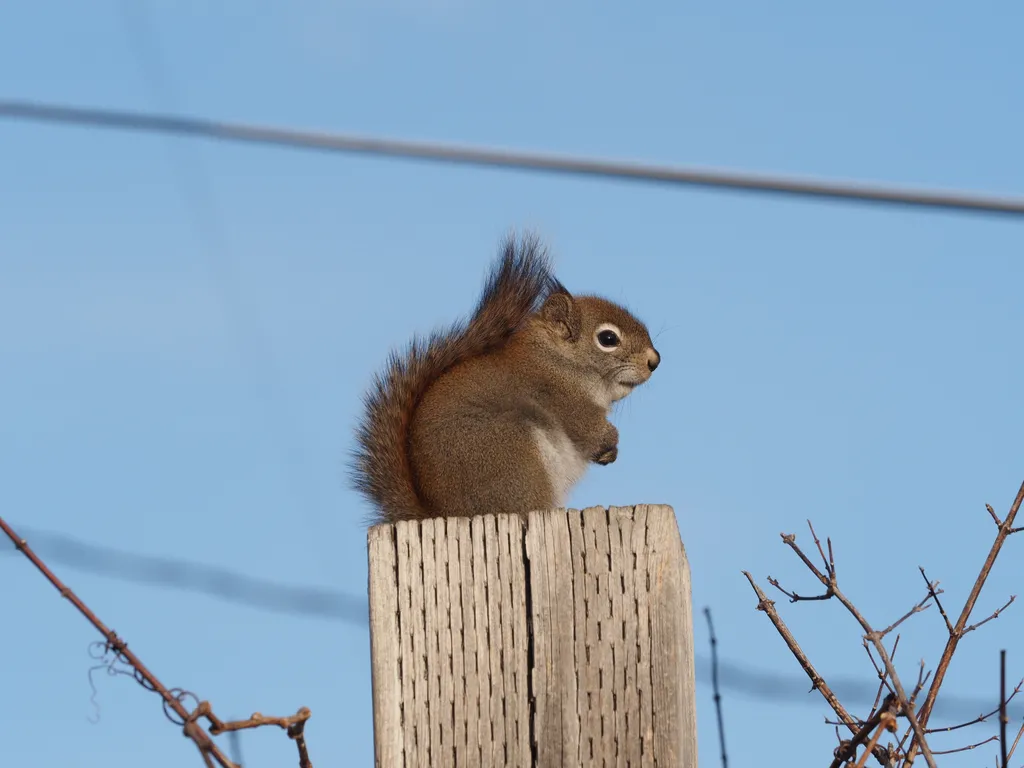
[{"x1": 367, "y1": 504, "x2": 697, "y2": 768}]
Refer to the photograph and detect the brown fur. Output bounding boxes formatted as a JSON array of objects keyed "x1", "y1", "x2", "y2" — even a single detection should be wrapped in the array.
[{"x1": 351, "y1": 234, "x2": 659, "y2": 525}]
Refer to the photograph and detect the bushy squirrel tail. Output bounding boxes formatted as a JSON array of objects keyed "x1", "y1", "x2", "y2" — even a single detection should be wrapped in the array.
[{"x1": 351, "y1": 233, "x2": 559, "y2": 525}]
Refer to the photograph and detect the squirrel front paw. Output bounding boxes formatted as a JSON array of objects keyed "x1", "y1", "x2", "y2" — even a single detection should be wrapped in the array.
[
  {"x1": 594, "y1": 445, "x2": 618, "y2": 465},
  {"x1": 593, "y1": 422, "x2": 619, "y2": 465}
]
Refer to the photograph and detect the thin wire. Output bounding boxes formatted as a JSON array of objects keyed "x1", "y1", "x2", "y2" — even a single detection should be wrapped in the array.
[{"x1": 3, "y1": 99, "x2": 1024, "y2": 218}]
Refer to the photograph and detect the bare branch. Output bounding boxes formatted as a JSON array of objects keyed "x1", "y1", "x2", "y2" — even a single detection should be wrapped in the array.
[
  {"x1": 202, "y1": 705, "x2": 312, "y2": 736},
  {"x1": 0, "y1": 515, "x2": 314, "y2": 768},
  {"x1": 963, "y1": 595, "x2": 1016, "y2": 635},
  {"x1": 988, "y1": 504, "x2": 1003, "y2": 526},
  {"x1": 909, "y1": 662, "x2": 932, "y2": 707},
  {"x1": 743, "y1": 571, "x2": 892, "y2": 767},
  {"x1": 780, "y1": 530, "x2": 831, "y2": 586},
  {"x1": 1008, "y1": 720, "x2": 1024, "y2": 763},
  {"x1": 767, "y1": 575, "x2": 831, "y2": 602},
  {"x1": 808, "y1": 520, "x2": 836, "y2": 580},
  {"x1": 907, "y1": 480, "x2": 1024, "y2": 766},
  {"x1": 830, "y1": 694, "x2": 898, "y2": 768},
  {"x1": 919, "y1": 568, "x2": 954, "y2": 635},
  {"x1": 773, "y1": 526, "x2": 938, "y2": 768},
  {"x1": 930, "y1": 735, "x2": 998, "y2": 755},
  {"x1": 865, "y1": 636, "x2": 900, "y2": 715},
  {"x1": 853, "y1": 712, "x2": 899, "y2": 768},
  {"x1": 878, "y1": 593, "x2": 933, "y2": 638},
  {"x1": 925, "y1": 679, "x2": 1023, "y2": 734}
]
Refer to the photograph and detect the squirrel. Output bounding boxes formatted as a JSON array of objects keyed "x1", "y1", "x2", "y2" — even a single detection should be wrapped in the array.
[{"x1": 351, "y1": 233, "x2": 660, "y2": 525}]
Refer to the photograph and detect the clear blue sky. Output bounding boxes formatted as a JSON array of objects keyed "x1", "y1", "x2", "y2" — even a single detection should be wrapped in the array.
[{"x1": 3, "y1": 2, "x2": 1023, "y2": 766}]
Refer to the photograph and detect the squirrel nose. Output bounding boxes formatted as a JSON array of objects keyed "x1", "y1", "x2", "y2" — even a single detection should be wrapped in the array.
[{"x1": 647, "y1": 348, "x2": 661, "y2": 372}]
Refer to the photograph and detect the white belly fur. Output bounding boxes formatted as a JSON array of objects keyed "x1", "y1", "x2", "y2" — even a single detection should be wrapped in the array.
[{"x1": 532, "y1": 426, "x2": 589, "y2": 505}]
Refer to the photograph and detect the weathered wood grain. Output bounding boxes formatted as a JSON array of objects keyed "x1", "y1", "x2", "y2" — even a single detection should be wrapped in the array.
[{"x1": 367, "y1": 505, "x2": 696, "y2": 767}]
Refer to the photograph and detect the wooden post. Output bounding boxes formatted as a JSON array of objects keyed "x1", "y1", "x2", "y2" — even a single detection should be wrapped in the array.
[{"x1": 367, "y1": 504, "x2": 697, "y2": 767}]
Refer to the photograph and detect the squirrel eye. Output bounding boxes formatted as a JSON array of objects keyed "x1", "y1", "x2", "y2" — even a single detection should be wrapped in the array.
[{"x1": 597, "y1": 329, "x2": 620, "y2": 348}]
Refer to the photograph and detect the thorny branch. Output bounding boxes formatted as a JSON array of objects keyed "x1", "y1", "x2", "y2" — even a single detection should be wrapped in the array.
[{"x1": 0, "y1": 515, "x2": 313, "y2": 768}]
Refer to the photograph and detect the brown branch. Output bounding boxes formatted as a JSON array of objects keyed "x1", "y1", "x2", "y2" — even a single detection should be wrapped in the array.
[
  {"x1": 930, "y1": 735, "x2": 998, "y2": 755},
  {"x1": 908, "y1": 663, "x2": 932, "y2": 709},
  {"x1": 201, "y1": 706, "x2": 313, "y2": 768},
  {"x1": 919, "y1": 568, "x2": 954, "y2": 636},
  {"x1": 907, "y1": 480, "x2": 1024, "y2": 766},
  {"x1": 1008, "y1": 720, "x2": 1024, "y2": 763},
  {"x1": 0, "y1": 515, "x2": 313, "y2": 768},
  {"x1": 830, "y1": 694, "x2": 898, "y2": 768},
  {"x1": 925, "y1": 679, "x2": 1023, "y2": 734},
  {"x1": 963, "y1": 595, "x2": 1016, "y2": 635},
  {"x1": 853, "y1": 712, "x2": 899, "y2": 768},
  {"x1": 776, "y1": 524, "x2": 938, "y2": 768},
  {"x1": 878, "y1": 593, "x2": 933, "y2": 638},
  {"x1": 289, "y1": 717, "x2": 313, "y2": 768},
  {"x1": 204, "y1": 706, "x2": 312, "y2": 735},
  {"x1": 743, "y1": 571, "x2": 890, "y2": 766},
  {"x1": 865, "y1": 636, "x2": 900, "y2": 715},
  {"x1": 808, "y1": 520, "x2": 836, "y2": 579},
  {"x1": 767, "y1": 576, "x2": 831, "y2": 601}
]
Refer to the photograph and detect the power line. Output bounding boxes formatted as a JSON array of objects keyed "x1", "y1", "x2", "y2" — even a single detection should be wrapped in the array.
[
  {"x1": 3, "y1": 99, "x2": 1024, "y2": 218},
  {"x1": 3, "y1": 525, "x2": 1019, "y2": 722}
]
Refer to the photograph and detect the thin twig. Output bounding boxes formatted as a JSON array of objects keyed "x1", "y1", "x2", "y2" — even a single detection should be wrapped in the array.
[
  {"x1": 878, "y1": 594, "x2": 933, "y2": 638},
  {"x1": 963, "y1": 595, "x2": 1016, "y2": 635},
  {"x1": 1008, "y1": 721, "x2": 1024, "y2": 763},
  {"x1": 853, "y1": 712, "x2": 899, "y2": 768},
  {"x1": 704, "y1": 608, "x2": 728, "y2": 768},
  {"x1": 742, "y1": 571, "x2": 890, "y2": 766},
  {"x1": 0, "y1": 515, "x2": 314, "y2": 768},
  {"x1": 907, "y1": 480, "x2": 1024, "y2": 766},
  {"x1": 808, "y1": 520, "x2": 835, "y2": 580},
  {"x1": 930, "y1": 735, "x2": 999, "y2": 755},
  {"x1": 0, "y1": 516, "x2": 236, "y2": 768},
  {"x1": 866, "y1": 636, "x2": 901, "y2": 714},
  {"x1": 925, "y1": 679, "x2": 1023, "y2": 733},
  {"x1": 919, "y1": 568, "x2": 954, "y2": 635},
  {"x1": 776, "y1": 526, "x2": 938, "y2": 768},
  {"x1": 909, "y1": 663, "x2": 932, "y2": 709},
  {"x1": 830, "y1": 694, "x2": 898, "y2": 768},
  {"x1": 767, "y1": 576, "x2": 831, "y2": 601}
]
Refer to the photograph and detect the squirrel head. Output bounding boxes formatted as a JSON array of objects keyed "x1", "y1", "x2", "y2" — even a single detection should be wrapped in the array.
[{"x1": 533, "y1": 285, "x2": 660, "y2": 409}]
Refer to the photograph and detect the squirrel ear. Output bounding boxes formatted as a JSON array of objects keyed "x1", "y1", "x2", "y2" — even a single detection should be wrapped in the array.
[{"x1": 540, "y1": 288, "x2": 581, "y2": 342}]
